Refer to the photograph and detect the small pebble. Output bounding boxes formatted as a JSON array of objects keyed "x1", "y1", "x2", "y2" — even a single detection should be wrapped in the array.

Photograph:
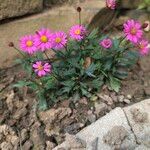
[
  {"x1": 118, "y1": 95, "x2": 124, "y2": 102},
  {"x1": 127, "y1": 95, "x2": 132, "y2": 100},
  {"x1": 124, "y1": 99, "x2": 131, "y2": 104}
]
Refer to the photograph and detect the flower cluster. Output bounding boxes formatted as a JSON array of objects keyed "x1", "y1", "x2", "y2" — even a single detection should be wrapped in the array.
[
  {"x1": 123, "y1": 19, "x2": 149, "y2": 55},
  {"x1": 20, "y1": 25, "x2": 87, "y2": 55},
  {"x1": 18, "y1": 19, "x2": 149, "y2": 78}
]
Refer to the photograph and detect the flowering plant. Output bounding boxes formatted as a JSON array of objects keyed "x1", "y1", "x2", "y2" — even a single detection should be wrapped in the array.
[{"x1": 11, "y1": 6, "x2": 149, "y2": 110}]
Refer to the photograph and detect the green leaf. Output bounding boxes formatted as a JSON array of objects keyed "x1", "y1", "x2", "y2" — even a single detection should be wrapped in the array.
[
  {"x1": 85, "y1": 63, "x2": 96, "y2": 77},
  {"x1": 13, "y1": 81, "x2": 28, "y2": 88},
  {"x1": 87, "y1": 28, "x2": 98, "y2": 39},
  {"x1": 109, "y1": 76, "x2": 121, "y2": 92},
  {"x1": 114, "y1": 70, "x2": 128, "y2": 79},
  {"x1": 37, "y1": 91, "x2": 48, "y2": 111}
]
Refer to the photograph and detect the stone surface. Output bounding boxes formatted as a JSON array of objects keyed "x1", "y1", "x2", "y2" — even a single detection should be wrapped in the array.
[
  {"x1": 123, "y1": 99, "x2": 150, "y2": 148},
  {"x1": 54, "y1": 107, "x2": 137, "y2": 150},
  {"x1": 0, "y1": 124, "x2": 19, "y2": 149},
  {"x1": 44, "y1": 0, "x2": 82, "y2": 7},
  {"x1": 120, "y1": 0, "x2": 142, "y2": 9},
  {"x1": 39, "y1": 107, "x2": 72, "y2": 136},
  {"x1": 0, "y1": 0, "x2": 43, "y2": 21},
  {"x1": 0, "y1": 0, "x2": 105, "y2": 68}
]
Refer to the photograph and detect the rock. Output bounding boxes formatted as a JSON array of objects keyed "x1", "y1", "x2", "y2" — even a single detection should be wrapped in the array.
[
  {"x1": 64, "y1": 123, "x2": 84, "y2": 134},
  {"x1": 123, "y1": 99, "x2": 150, "y2": 148},
  {"x1": 87, "y1": 114, "x2": 96, "y2": 123},
  {"x1": 39, "y1": 107, "x2": 72, "y2": 136},
  {"x1": 127, "y1": 94, "x2": 132, "y2": 100},
  {"x1": 13, "y1": 107, "x2": 28, "y2": 120},
  {"x1": 120, "y1": 0, "x2": 142, "y2": 9},
  {"x1": 76, "y1": 107, "x2": 137, "y2": 149},
  {"x1": 6, "y1": 90, "x2": 15, "y2": 112},
  {"x1": 94, "y1": 102, "x2": 107, "y2": 116},
  {"x1": 103, "y1": 126, "x2": 128, "y2": 149},
  {"x1": 65, "y1": 133, "x2": 86, "y2": 149},
  {"x1": 30, "y1": 122, "x2": 45, "y2": 150},
  {"x1": 118, "y1": 95, "x2": 125, "y2": 102},
  {"x1": 0, "y1": 124, "x2": 19, "y2": 149},
  {"x1": 21, "y1": 129, "x2": 29, "y2": 143},
  {"x1": 135, "y1": 144, "x2": 150, "y2": 150},
  {"x1": 0, "y1": 142, "x2": 13, "y2": 150},
  {"x1": 79, "y1": 97, "x2": 88, "y2": 105},
  {"x1": 22, "y1": 140, "x2": 33, "y2": 150},
  {"x1": 110, "y1": 92, "x2": 118, "y2": 103},
  {"x1": 144, "y1": 87, "x2": 150, "y2": 96},
  {"x1": 54, "y1": 107, "x2": 138, "y2": 150},
  {"x1": 46, "y1": 141, "x2": 56, "y2": 150},
  {"x1": 0, "y1": 0, "x2": 43, "y2": 20},
  {"x1": 123, "y1": 99, "x2": 131, "y2": 104},
  {"x1": 44, "y1": 0, "x2": 71, "y2": 7},
  {"x1": 130, "y1": 108, "x2": 148, "y2": 123},
  {"x1": 97, "y1": 94, "x2": 113, "y2": 106},
  {"x1": 39, "y1": 107, "x2": 71, "y2": 124}
]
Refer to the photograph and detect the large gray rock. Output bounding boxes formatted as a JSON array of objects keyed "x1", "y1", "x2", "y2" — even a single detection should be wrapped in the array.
[
  {"x1": 123, "y1": 99, "x2": 150, "y2": 148},
  {"x1": 54, "y1": 107, "x2": 137, "y2": 150},
  {"x1": 120, "y1": 0, "x2": 142, "y2": 9},
  {"x1": 0, "y1": 0, "x2": 43, "y2": 20}
]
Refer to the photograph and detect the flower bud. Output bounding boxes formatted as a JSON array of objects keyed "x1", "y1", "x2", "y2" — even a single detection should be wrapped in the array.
[
  {"x1": 77, "y1": 7, "x2": 82, "y2": 12},
  {"x1": 142, "y1": 21, "x2": 150, "y2": 32},
  {"x1": 8, "y1": 42, "x2": 14, "y2": 47},
  {"x1": 106, "y1": 0, "x2": 116, "y2": 10}
]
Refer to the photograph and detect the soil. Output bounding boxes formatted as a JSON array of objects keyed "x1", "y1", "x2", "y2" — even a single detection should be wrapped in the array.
[{"x1": 0, "y1": 52, "x2": 150, "y2": 149}]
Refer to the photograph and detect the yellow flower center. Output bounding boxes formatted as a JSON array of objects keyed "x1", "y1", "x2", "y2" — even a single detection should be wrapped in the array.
[
  {"x1": 130, "y1": 28, "x2": 137, "y2": 35},
  {"x1": 38, "y1": 64, "x2": 44, "y2": 71},
  {"x1": 139, "y1": 43, "x2": 144, "y2": 49},
  {"x1": 26, "y1": 40, "x2": 33, "y2": 47},
  {"x1": 41, "y1": 35, "x2": 48, "y2": 43},
  {"x1": 75, "y1": 29, "x2": 81, "y2": 35},
  {"x1": 55, "y1": 37, "x2": 61, "y2": 43}
]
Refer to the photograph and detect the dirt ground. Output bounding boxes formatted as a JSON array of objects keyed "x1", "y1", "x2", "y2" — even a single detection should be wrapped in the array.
[{"x1": 0, "y1": 51, "x2": 150, "y2": 149}]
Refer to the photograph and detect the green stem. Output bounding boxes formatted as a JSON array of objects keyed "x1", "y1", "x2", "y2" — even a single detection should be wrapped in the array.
[
  {"x1": 79, "y1": 12, "x2": 81, "y2": 25},
  {"x1": 14, "y1": 46, "x2": 26, "y2": 58},
  {"x1": 44, "y1": 51, "x2": 51, "y2": 62}
]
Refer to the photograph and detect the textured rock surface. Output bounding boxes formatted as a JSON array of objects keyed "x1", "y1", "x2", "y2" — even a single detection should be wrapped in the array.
[
  {"x1": 54, "y1": 107, "x2": 137, "y2": 150},
  {"x1": 123, "y1": 99, "x2": 150, "y2": 148},
  {"x1": 120, "y1": 0, "x2": 142, "y2": 9},
  {"x1": 0, "y1": 0, "x2": 105, "y2": 68},
  {"x1": 0, "y1": 0, "x2": 43, "y2": 20},
  {"x1": 0, "y1": 124, "x2": 19, "y2": 149}
]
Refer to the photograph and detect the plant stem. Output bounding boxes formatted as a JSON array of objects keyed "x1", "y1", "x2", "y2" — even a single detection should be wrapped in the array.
[
  {"x1": 79, "y1": 11, "x2": 81, "y2": 25},
  {"x1": 44, "y1": 51, "x2": 51, "y2": 62},
  {"x1": 13, "y1": 46, "x2": 26, "y2": 58}
]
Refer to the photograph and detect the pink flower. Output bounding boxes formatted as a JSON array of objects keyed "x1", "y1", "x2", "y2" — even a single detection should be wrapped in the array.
[
  {"x1": 123, "y1": 20, "x2": 143, "y2": 43},
  {"x1": 137, "y1": 39, "x2": 149, "y2": 55},
  {"x1": 35, "y1": 28, "x2": 53, "y2": 51},
  {"x1": 106, "y1": 0, "x2": 116, "y2": 10},
  {"x1": 33, "y1": 61, "x2": 52, "y2": 77},
  {"x1": 52, "y1": 31, "x2": 67, "y2": 50},
  {"x1": 100, "y1": 38, "x2": 113, "y2": 49},
  {"x1": 20, "y1": 35, "x2": 37, "y2": 54},
  {"x1": 69, "y1": 25, "x2": 86, "y2": 41}
]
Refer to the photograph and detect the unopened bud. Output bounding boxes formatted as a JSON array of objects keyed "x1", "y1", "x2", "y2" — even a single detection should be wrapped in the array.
[
  {"x1": 142, "y1": 21, "x2": 150, "y2": 32},
  {"x1": 77, "y1": 7, "x2": 82, "y2": 12},
  {"x1": 8, "y1": 42, "x2": 14, "y2": 47},
  {"x1": 106, "y1": 0, "x2": 116, "y2": 10}
]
